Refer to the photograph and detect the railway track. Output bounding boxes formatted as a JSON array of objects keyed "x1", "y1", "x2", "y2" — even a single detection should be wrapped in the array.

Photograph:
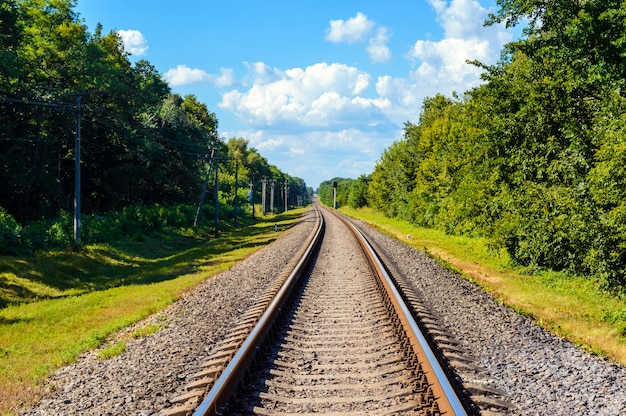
[{"x1": 160, "y1": 204, "x2": 475, "y2": 415}]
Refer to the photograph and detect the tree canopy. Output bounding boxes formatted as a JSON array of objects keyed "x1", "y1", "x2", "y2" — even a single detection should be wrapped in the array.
[
  {"x1": 362, "y1": 0, "x2": 626, "y2": 290},
  {"x1": 0, "y1": 0, "x2": 309, "y2": 226}
]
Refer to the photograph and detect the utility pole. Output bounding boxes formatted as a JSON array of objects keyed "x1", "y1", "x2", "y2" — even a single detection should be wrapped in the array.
[
  {"x1": 284, "y1": 178, "x2": 289, "y2": 212},
  {"x1": 194, "y1": 148, "x2": 215, "y2": 227},
  {"x1": 261, "y1": 177, "x2": 267, "y2": 215},
  {"x1": 270, "y1": 179, "x2": 275, "y2": 214},
  {"x1": 214, "y1": 155, "x2": 219, "y2": 237},
  {"x1": 194, "y1": 148, "x2": 222, "y2": 237},
  {"x1": 73, "y1": 94, "x2": 86, "y2": 245},
  {"x1": 249, "y1": 181, "x2": 255, "y2": 219},
  {"x1": 233, "y1": 159, "x2": 238, "y2": 225},
  {"x1": 1, "y1": 93, "x2": 87, "y2": 245}
]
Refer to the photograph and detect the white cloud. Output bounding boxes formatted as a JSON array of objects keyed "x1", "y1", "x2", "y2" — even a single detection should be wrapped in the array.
[
  {"x1": 367, "y1": 27, "x2": 392, "y2": 63},
  {"x1": 164, "y1": 65, "x2": 211, "y2": 85},
  {"x1": 410, "y1": 37, "x2": 490, "y2": 81},
  {"x1": 244, "y1": 61, "x2": 284, "y2": 85},
  {"x1": 219, "y1": 62, "x2": 389, "y2": 129},
  {"x1": 374, "y1": 0, "x2": 512, "y2": 121},
  {"x1": 215, "y1": 68, "x2": 234, "y2": 87},
  {"x1": 255, "y1": 137, "x2": 284, "y2": 152},
  {"x1": 326, "y1": 12, "x2": 392, "y2": 63},
  {"x1": 407, "y1": 0, "x2": 510, "y2": 84},
  {"x1": 216, "y1": 0, "x2": 513, "y2": 187},
  {"x1": 117, "y1": 29, "x2": 148, "y2": 56},
  {"x1": 163, "y1": 65, "x2": 235, "y2": 87},
  {"x1": 374, "y1": 75, "x2": 423, "y2": 123},
  {"x1": 428, "y1": 0, "x2": 448, "y2": 15},
  {"x1": 433, "y1": 0, "x2": 487, "y2": 39},
  {"x1": 325, "y1": 12, "x2": 374, "y2": 44}
]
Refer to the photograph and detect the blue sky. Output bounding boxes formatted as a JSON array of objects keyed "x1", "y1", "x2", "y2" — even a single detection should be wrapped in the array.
[{"x1": 75, "y1": 0, "x2": 517, "y2": 189}]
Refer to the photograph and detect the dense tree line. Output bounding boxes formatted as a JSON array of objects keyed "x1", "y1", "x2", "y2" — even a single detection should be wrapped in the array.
[
  {"x1": 347, "y1": 0, "x2": 626, "y2": 290},
  {"x1": 223, "y1": 137, "x2": 311, "y2": 215},
  {"x1": 318, "y1": 175, "x2": 369, "y2": 209},
  {"x1": 0, "y1": 0, "x2": 309, "y2": 239}
]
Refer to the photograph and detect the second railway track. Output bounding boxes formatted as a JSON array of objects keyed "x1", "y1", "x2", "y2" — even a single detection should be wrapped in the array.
[{"x1": 161, "y1": 204, "x2": 474, "y2": 415}]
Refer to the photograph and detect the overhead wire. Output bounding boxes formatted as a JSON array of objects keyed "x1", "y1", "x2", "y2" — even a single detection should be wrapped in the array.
[{"x1": 1, "y1": 94, "x2": 216, "y2": 158}]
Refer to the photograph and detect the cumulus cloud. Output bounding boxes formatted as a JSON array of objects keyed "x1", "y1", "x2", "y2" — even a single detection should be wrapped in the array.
[
  {"x1": 164, "y1": 65, "x2": 211, "y2": 85},
  {"x1": 243, "y1": 61, "x2": 284, "y2": 85},
  {"x1": 325, "y1": 12, "x2": 374, "y2": 43},
  {"x1": 359, "y1": 0, "x2": 512, "y2": 125},
  {"x1": 367, "y1": 27, "x2": 392, "y2": 63},
  {"x1": 219, "y1": 62, "x2": 389, "y2": 129},
  {"x1": 117, "y1": 29, "x2": 148, "y2": 56},
  {"x1": 326, "y1": 12, "x2": 393, "y2": 63},
  {"x1": 405, "y1": 0, "x2": 510, "y2": 91},
  {"x1": 255, "y1": 137, "x2": 284, "y2": 152},
  {"x1": 434, "y1": 0, "x2": 487, "y2": 39},
  {"x1": 215, "y1": 68, "x2": 235, "y2": 87},
  {"x1": 216, "y1": 1, "x2": 513, "y2": 187},
  {"x1": 232, "y1": 128, "x2": 393, "y2": 188},
  {"x1": 164, "y1": 65, "x2": 235, "y2": 87}
]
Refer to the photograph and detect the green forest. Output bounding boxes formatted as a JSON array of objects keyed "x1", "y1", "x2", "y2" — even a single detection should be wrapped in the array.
[
  {"x1": 0, "y1": 0, "x2": 310, "y2": 252},
  {"x1": 320, "y1": 0, "x2": 626, "y2": 292}
]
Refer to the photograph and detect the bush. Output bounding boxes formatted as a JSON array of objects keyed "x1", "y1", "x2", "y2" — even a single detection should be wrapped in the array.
[
  {"x1": 348, "y1": 175, "x2": 370, "y2": 209},
  {"x1": 0, "y1": 207, "x2": 22, "y2": 254},
  {"x1": 85, "y1": 204, "x2": 197, "y2": 242},
  {"x1": 491, "y1": 184, "x2": 596, "y2": 275},
  {"x1": 0, "y1": 204, "x2": 203, "y2": 254},
  {"x1": 83, "y1": 214, "x2": 121, "y2": 243},
  {"x1": 21, "y1": 211, "x2": 73, "y2": 251},
  {"x1": 584, "y1": 205, "x2": 626, "y2": 291}
]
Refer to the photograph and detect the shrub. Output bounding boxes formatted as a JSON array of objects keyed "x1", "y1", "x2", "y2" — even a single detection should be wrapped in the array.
[
  {"x1": 1, "y1": 204, "x2": 201, "y2": 253},
  {"x1": 20, "y1": 211, "x2": 73, "y2": 251},
  {"x1": 0, "y1": 207, "x2": 22, "y2": 254}
]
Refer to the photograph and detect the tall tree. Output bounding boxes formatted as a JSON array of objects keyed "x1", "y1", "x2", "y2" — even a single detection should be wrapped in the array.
[
  {"x1": 365, "y1": 0, "x2": 626, "y2": 288},
  {"x1": 0, "y1": 0, "x2": 21, "y2": 88}
]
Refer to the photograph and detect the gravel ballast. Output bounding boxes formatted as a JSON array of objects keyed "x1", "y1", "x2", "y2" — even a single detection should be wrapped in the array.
[
  {"x1": 21, "y1": 208, "x2": 626, "y2": 415},
  {"x1": 357, "y1": 219, "x2": 626, "y2": 416},
  {"x1": 21, "y1": 210, "x2": 317, "y2": 416}
]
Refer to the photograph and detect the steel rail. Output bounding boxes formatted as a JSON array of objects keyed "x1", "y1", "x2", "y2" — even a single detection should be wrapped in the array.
[
  {"x1": 331, "y1": 207, "x2": 469, "y2": 415},
  {"x1": 194, "y1": 203, "x2": 468, "y2": 415},
  {"x1": 193, "y1": 206, "x2": 324, "y2": 416}
]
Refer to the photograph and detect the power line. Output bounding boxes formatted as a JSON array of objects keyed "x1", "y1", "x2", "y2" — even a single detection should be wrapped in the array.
[
  {"x1": 2, "y1": 95, "x2": 215, "y2": 155},
  {"x1": 0, "y1": 95, "x2": 77, "y2": 111},
  {"x1": 88, "y1": 115, "x2": 213, "y2": 155},
  {"x1": 1, "y1": 94, "x2": 85, "y2": 245}
]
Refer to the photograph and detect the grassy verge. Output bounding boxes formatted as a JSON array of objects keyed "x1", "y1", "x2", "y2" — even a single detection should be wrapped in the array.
[
  {"x1": 340, "y1": 206, "x2": 626, "y2": 365},
  {"x1": 0, "y1": 208, "x2": 307, "y2": 415}
]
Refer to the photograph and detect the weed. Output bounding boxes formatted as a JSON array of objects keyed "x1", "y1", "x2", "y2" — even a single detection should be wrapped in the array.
[
  {"x1": 132, "y1": 322, "x2": 165, "y2": 339},
  {"x1": 97, "y1": 341, "x2": 126, "y2": 360}
]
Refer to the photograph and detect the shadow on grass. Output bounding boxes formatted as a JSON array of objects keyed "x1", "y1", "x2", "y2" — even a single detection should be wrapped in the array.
[
  {"x1": 0, "y1": 275, "x2": 41, "y2": 307},
  {"x1": 0, "y1": 210, "x2": 306, "y2": 307},
  {"x1": 0, "y1": 316, "x2": 31, "y2": 325}
]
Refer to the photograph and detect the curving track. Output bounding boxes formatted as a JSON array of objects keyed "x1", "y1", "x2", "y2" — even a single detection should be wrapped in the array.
[{"x1": 160, "y1": 205, "x2": 472, "y2": 415}]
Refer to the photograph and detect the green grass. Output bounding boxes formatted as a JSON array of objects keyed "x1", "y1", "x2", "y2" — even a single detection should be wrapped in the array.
[
  {"x1": 340, "y1": 206, "x2": 626, "y2": 365},
  {"x1": 0, "y1": 208, "x2": 307, "y2": 415},
  {"x1": 132, "y1": 321, "x2": 167, "y2": 339},
  {"x1": 97, "y1": 341, "x2": 126, "y2": 360}
]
